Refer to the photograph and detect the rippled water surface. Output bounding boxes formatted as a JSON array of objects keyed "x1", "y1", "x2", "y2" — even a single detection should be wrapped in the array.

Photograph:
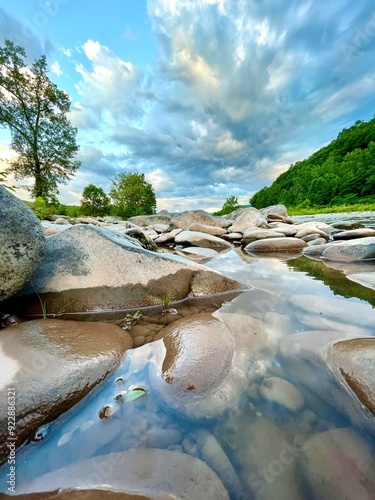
[{"x1": 1, "y1": 244, "x2": 375, "y2": 499}]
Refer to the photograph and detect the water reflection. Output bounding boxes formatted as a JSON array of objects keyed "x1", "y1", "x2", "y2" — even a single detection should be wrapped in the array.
[{"x1": 1, "y1": 249, "x2": 375, "y2": 499}]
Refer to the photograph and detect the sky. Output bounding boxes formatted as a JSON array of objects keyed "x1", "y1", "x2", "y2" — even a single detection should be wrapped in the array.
[{"x1": 1, "y1": 0, "x2": 375, "y2": 212}]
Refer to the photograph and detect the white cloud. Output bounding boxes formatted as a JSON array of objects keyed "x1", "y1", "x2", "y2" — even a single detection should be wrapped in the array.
[{"x1": 50, "y1": 60, "x2": 62, "y2": 76}]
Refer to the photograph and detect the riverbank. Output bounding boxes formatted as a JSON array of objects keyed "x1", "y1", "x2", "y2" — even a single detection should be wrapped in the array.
[{"x1": 288, "y1": 202, "x2": 375, "y2": 216}]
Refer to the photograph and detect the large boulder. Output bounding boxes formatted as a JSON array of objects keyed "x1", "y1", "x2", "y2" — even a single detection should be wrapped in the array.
[
  {"x1": 0, "y1": 187, "x2": 45, "y2": 302},
  {"x1": 245, "y1": 237, "x2": 307, "y2": 253},
  {"x1": 260, "y1": 204, "x2": 293, "y2": 223},
  {"x1": 0, "y1": 319, "x2": 132, "y2": 465},
  {"x1": 11, "y1": 225, "x2": 245, "y2": 315},
  {"x1": 127, "y1": 214, "x2": 171, "y2": 227},
  {"x1": 328, "y1": 338, "x2": 375, "y2": 417},
  {"x1": 14, "y1": 449, "x2": 230, "y2": 500},
  {"x1": 174, "y1": 230, "x2": 232, "y2": 250},
  {"x1": 170, "y1": 210, "x2": 224, "y2": 229},
  {"x1": 228, "y1": 208, "x2": 267, "y2": 233},
  {"x1": 322, "y1": 237, "x2": 375, "y2": 261}
]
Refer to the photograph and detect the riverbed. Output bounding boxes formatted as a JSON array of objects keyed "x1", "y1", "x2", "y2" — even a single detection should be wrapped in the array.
[{"x1": 1, "y1": 231, "x2": 375, "y2": 499}]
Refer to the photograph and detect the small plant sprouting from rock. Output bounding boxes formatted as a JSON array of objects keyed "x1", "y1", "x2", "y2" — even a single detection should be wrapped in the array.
[
  {"x1": 32, "y1": 285, "x2": 47, "y2": 319},
  {"x1": 162, "y1": 294, "x2": 178, "y2": 315}
]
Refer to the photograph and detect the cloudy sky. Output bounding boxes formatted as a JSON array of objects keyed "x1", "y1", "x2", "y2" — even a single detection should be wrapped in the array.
[{"x1": 1, "y1": 0, "x2": 375, "y2": 212}]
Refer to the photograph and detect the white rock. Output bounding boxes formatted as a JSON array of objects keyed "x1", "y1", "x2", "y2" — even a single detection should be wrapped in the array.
[{"x1": 259, "y1": 377, "x2": 304, "y2": 411}]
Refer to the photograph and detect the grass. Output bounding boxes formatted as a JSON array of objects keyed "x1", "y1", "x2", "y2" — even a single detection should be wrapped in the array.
[{"x1": 287, "y1": 203, "x2": 375, "y2": 216}]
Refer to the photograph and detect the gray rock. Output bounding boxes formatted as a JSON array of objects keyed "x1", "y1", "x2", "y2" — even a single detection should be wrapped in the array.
[
  {"x1": 174, "y1": 230, "x2": 232, "y2": 250},
  {"x1": 300, "y1": 428, "x2": 375, "y2": 500},
  {"x1": 228, "y1": 208, "x2": 267, "y2": 233},
  {"x1": 260, "y1": 204, "x2": 293, "y2": 223},
  {"x1": 154, "y1": 228, "x2": 183, "y2": 244},
  {"x1": 346, "y1": 272, "x2": 375, "y2": 290},
  {"x1": 152, "y1": 223, "x2": 170, "y2": 233},
  {"x1": 241, "y1": 228, "x2": 285, "y2": 245},
  {"x1": 0, "y1": 319, "x2": 132, "y2": 465},
  {"x1": 14, "y1": 225, "x2": 244, "y2": 315},
  {"x1": 223, "y1": 232, "x2": 243, "y2": 241},
  {"x1": 322, "y1": 237, "x2": 375, "y2": 261},
  {"x1": 15, "y1": 449, "x2": 229, "y2": 499},
  {"x1": 170, "y1": 210, "x2": 224, "y2": 229},
  {"x1": 245, "y1": 237, "x2": 307, "y2": 253},
  {"x1": 306, "y1": 237, "x2": 327, "y2": 246},
  {"x1": 127, "y1": 214, "x2": 171, "y2": 226},
  {"x1": 332, "y1": 228, "x2": 375, "y2": 240},
  {"x1": 295, "y1": 227, "x2": 328, "y2": 239},
  {"x1": 188, "y1": 223, "x2": 227, "y2": 236},
  {"x1": 179, "y1": 247, "x2": 219, "y2": 258},
  {"x1": 54, "y1": 217, "x2": 71, "y2": 225},
  {"x1": 0, "y1": 187, "x2": 46, "y2": 302},
  {"x1": 302, "y1": 243, "x2": 330, "y2": 256}
]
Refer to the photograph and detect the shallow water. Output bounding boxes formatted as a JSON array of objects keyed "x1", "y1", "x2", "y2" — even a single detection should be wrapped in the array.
[{"x1": 1, "y1": 247, "x2": 375, "y2": 499}]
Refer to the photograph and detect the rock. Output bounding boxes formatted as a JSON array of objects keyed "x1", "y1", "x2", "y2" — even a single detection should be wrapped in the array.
[
  {"x1": 0, "y1": 319, "x2": 132, "y2": 465},
  {"x1": 269, "y1": 223, "x2": 299, "y2": 236},
  {"x1": 174, "y1": 230, "x2": 232, "y2": 250},
  {"x1": 0, "y1": 186, "x2": 46, "y2": 303},
  {"x1": 126, "y1": 214, "x2": 171, "y2": 226},
  {"x1": 222, "y1": 232, "x2": 243, "y2": 241},
  {"x1": 103, "y1": 216, "x2": 123, "y2": 223},
  {"x1": 228, "y1": 208, "x2": 267, "y2": 233},
  {"x1": 42, "y1": 221, "x2": 70, "y2": 237},
  {"x1": 295, "y1": 227, "x2": 328, "y2": 239},
  {"x1": 54, "y1": 218, "x2": 71, "y2": 225},
  {"x1": 152, "y1": 224, "x2": 169, "y2": 233},
  {"x1": 328, "y1": 338, "x2": 375, "y2": 417},
  {"x1": 158, "y1": 209, "x2": 171, "y2": 217},
  {"x1": 332, "y1": 228, "x2": 375, "y2": 240},
  {"x1": 13, "y1": 225, "x2": 244, "y2": 315},
  {"x1": 178, "y1": 247, "x2": 219, "y2": 258},
  {"x1": 74, "y1": 217, "x2": 100, "y2": 225},
  {"x1": 302, "y1": 243, "x2": 330, "y2": 256},
  {"x1": 188, "y1": 223, "x2": 227, "y2": 237},
  {"x1": 170, "y1": 210, "x2": 224, "y2": 229},
  {"x1": 300, "y1": 428, "x2": 375, "y2": 500},
  {"x1": 307, "y1": 237, "x2": 327, "y2": 246},
  {"x1": 245, "y1": 237, "x2": 307, "y2": 253},
  {"x1": 258, "y1": 377, "x2": 304, "y2": 412},
  {"x1": 322, "y1": 237, "x2": 375, "y2": 261},
  {"x1": 241, "y1": 228, "x2": 285, "y2": 245},
  {"x1": 154, "y1": 228, "x2": 183, "y2": 244},
  {"x1": 15, "y1": 449, "x2": 229, "y2": 499},
  {"x1": 122, "y1": 227, "x2": 158, "y2": 251},
  {"x1": 331, "y1": 221, "x2": 364, "y2": 230},
  {"x1": 0, "y1": 491, "x2": 157, "y2": 500},
  {"x1": 260, "y1": 204, "x2": 293, "y2": 223},
  {"x1": 220, "y1": 414, "x2": 303, "y2": 500}
]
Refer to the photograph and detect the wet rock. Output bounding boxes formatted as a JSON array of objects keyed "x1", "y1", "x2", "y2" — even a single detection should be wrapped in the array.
[
  {"x1": 174, "y1": 230, "x2": 232, "y2": 250},
  {"x1": 322, "y1": 237, "x2": 375, "y2": 261},
  {"x1": 328, "y1": 338, "x2": 375, "y2": 417},
  {"x1": 332, "y1": 228, "x2": 375, "y2": 240},
  {"x1": 220, "y1": 414, "x2": 303, "y2": 500},
  {"x1": 300, "y1": 428, "x2": 375, "y2": 500},
  {"x1": 245, "y1": 237, "x2": 307, "y2": 253},
  {"x1": 258, "y1": 377, "x2": 304, "y2": 412},
  {"x1": 126, "y1": 214, "x2": 171, "y2": 226},
  {"x1": 0, "y1": 186, "x2": 46, "y2": 303},
  {"x1": 170, "y1": 210, "x2": 224, "y2": 229},
  {"x1": 0, "y1": 319, "x2": 132, "y2": 465},
  {"x1": 188, "y1": 223, "x2": 227, "y2": 236},
  {"x1": 15, "y1": 449, "x2": 229, "y2": 499},
  {"x1": 241, "y1": 228, "x2": 285, "y2": 245},
  {"x1": 228, "y1": 208, "x2": 267, "y2": 233},
  {"x1": 12, "y1": 225, "x2": 244, "y2": 315},
  {"x1": 153, "y1": 228, "x2": 182, "y2": 244}
]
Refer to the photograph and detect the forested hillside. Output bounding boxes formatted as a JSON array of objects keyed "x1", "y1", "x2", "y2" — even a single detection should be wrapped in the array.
[{"x1": 250, "y1": 117, "x2": 375, "y2": 209}]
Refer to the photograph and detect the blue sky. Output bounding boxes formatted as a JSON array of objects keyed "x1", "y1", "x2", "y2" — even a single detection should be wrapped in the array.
[{"x1": 1, "y1": 0, "x2": 375, "y2": 212}]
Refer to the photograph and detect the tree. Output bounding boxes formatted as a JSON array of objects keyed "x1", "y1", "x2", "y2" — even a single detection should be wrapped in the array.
[
  {"x1": 0, "y1": 40, "x2": 80, "y2": 201},
  {"x1": 214, "y1": 195, "x2": 242, "y2": 215},
  {"x1": 109, "y1": 172, "x2": 156, "y2": 219},
  {"x1": 80, "y1": 184, "x2": 111, "y2": 217}
]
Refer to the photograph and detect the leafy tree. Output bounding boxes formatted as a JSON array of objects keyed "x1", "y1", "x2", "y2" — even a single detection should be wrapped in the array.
[
  {"x1": 109, "y1": 172, "x2": 156, "y2": 219},
  {"x1": 214, "y1": 195, "x2": 242, "y2": 215},
  {"x1": 80, "y1": 184, "x2": 111, "y2": 217},
  {"x1": 0, "y1": 40, "x2": 80, "y2": 201}
]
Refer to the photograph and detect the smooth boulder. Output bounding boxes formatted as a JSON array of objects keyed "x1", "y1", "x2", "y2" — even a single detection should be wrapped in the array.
[
  {"x1": 0, "y1": 186, "x2": 45, "y2": 302},
  {"x1": 170, "y1": 210, "x2": 224, "y2": 229},
  {"x1": 174, "y1": 230, "x2": 232, "y2": 250},
  {"x1": 245, "y1": 237, "x2": 307, "y2": 253},
  {"x1": 228, "y1": 208, "x2": 267, "y2": 233},
  {"x1": 322, "y1": 237, "x2": 375, "y2": 261},
  {"x1": 13, "y1": 225, "x2": 245, "y2": 315},
  {"x1": 0, "y1": 319, "x2": 132, "y2": 465}
]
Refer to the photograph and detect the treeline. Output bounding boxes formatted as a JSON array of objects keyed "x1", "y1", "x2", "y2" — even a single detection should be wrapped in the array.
[
  {"x1": 250, "y1": 117, "x2": 375, "y2": 209},
  {"x1": 27, "y1": 172, "x2": 157, "y2": 220}
]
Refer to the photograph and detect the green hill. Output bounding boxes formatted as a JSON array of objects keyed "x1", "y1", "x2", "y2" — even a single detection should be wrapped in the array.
[{"x1": 250, "y1": 116, "x2": 375, "y2": 210}]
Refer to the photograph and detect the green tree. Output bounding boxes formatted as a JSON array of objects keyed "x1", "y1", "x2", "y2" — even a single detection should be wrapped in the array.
[
  {"x1": 109, "y1": 172, "x2": 156, "y2": 219},
  {"x1": 0, "y1": 40, "x2": 80, "y2": 201},
  {"x1": 80, "y1": 184, "x2": 111, "y2": 217},
  {"x1": 214, "y1": 195, "x2": 242, "y2": 215}
]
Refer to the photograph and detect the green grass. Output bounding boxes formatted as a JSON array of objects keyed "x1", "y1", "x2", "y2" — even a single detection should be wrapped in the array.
[{"x1": 288, "y1": 203, "x2": 375, "y2": 216}]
